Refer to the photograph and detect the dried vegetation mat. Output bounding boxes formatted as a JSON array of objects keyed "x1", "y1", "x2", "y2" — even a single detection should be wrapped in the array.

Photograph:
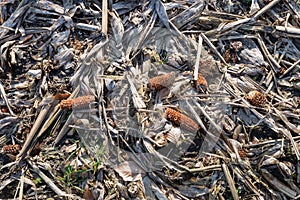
[{"x1": 1, "y1": 0, "x2": 300, "y2": 199}]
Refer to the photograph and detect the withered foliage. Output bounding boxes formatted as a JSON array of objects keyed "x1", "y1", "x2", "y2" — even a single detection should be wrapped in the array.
[{"x1": 1, "y1": 0, "x2": 300, "y2": 199}]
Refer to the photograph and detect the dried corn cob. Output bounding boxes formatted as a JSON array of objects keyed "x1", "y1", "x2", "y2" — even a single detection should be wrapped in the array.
[
  {"x1": 60, "y1": 95, "x2": 95, "y2": 110},
  {"x1": 54, "y1": 93, "x2": 71, "y2": 100},
  {"x1": 165, "y1": 108, "x2": 199, "y2": 132},
  {"x1": 196, "y1": 73, "x2": 208, "y2": 92},
  {"x1": 3, "y1": 144, "x2": 21, "y2": 154},
  {"x1": 149, "y1": 72, "x2": 175, "y2": 90},
  {"x1": 246, "y1": 90, "x2": 266, "y2": 107},
  {"x1": 196, "y1": 74, "x2": 208, "y2": 87}
]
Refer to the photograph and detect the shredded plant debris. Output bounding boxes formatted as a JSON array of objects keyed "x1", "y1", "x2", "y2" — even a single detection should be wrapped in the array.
[{"x1": 1, "y1": 0, "x2": 300, "y2": 199}]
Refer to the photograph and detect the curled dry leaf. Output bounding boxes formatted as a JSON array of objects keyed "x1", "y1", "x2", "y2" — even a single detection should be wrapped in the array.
[
  {"x1": 114, "y1": 161, "x2": 145, "y2": 182},
  {"x1": 166, "y1": 127, "x2": 182, "y2": 145},
  {"x1": 154, "y1": 132, "x2": 168, "y2": 147},
  {"x1": 239, "y1": 39, "x2": 266, "y2": 66},
  {"x1": 165, "y1": 108, "x2": 199, "y2": 132},
  {"x1": 60, "y1": 95, "x2": 95, "y2": 110},
  {"x1": 230, "y1": 41, "x2": 243, "y2": 51},
  {"x1": 222, "y1": 115, "x2": 235, "y2": 132},
  {"x1": 246, "y1": 90, "x2": 266, "y2": 107}
]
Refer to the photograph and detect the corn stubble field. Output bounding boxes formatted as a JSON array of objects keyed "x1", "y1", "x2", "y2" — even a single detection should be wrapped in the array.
[{"x1": 1, "y1": 0, "x2": 300, "y2": 199}]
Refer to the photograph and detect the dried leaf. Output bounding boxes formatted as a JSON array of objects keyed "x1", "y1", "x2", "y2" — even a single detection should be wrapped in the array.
[
  {"x1": 110, "y1": 11, "x2": 124, "y2": 45},
  {"x1": 0, "y1": 3, "x2": 31, "y2": 39},
  {"x1": 170, "y1": 1, "x2": 204, "y2": 29},
  {"x1": 114, "y1": 161, "x2": 145, "y2": 181},
  {"x1": 83, "y1": 188, "x2": 95, "y2": 200},
  {"x1": 36, "y1": 0, "x2": 64, "y2": 14},
  {"x1": 155, "y1": 0, "x2": 170, "y2": 29}
]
